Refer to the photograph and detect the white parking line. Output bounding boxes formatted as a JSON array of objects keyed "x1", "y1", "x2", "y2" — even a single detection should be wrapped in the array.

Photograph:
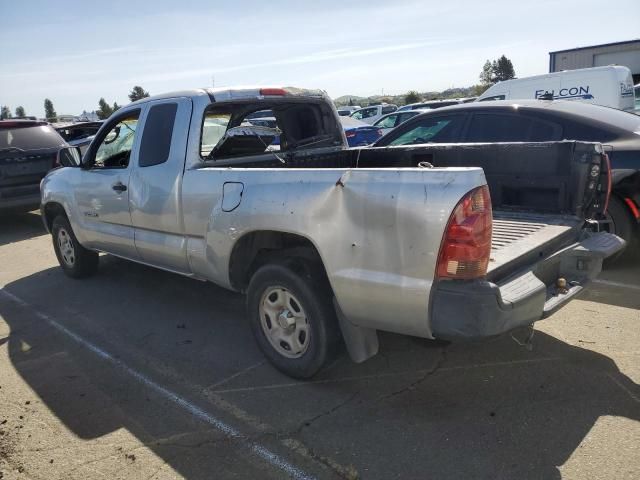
[
  {"x1": 0, "y1": 288, "x2": 315, "y2": 480},
  {"x1": 592, "y1": 279, "x2": 640, "y2": 291}
]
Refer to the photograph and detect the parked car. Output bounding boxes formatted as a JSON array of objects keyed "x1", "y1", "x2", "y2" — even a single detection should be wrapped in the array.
[
  {"x1": 246, "y1": 117, "x2": 280, "y2": 146},
  {"x1": 42, "y1": 86, "x2": 621, "y2": 378},
  {"x1": 1, "y1": 120, "x2": 67, "y2": 213},
  {"x1": 340, "y1": 116, "x2": 383, "y2": 146},
  {"x1": 247, "y1": 117, "x2": 277, "y2": 129},
  {"x1": 372, "y1": 109, "x2": 430, "y2": 135},
  {"x1": 349, "y1": 104, "x2": 397, "y2": 124},
  {"x1": 54, "y1": 121, "x2": 103, "y2": 154},
  {"x1": 337, "y1": 106, "x2": 361, "y2": 116},
  {"x1": 374, "y1": 99, "x2": 640, "y2": 244},
  {"x1": 476, "y1": 66, "x2": 635, "y2": 112},
  {"x1": 397, "y1": 100, "x2": 463, "y2": 112}
]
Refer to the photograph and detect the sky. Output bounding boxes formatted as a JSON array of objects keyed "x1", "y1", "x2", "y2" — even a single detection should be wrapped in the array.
[{"x1": 1, "y1": 0, "x2": 639, "y2": 117}]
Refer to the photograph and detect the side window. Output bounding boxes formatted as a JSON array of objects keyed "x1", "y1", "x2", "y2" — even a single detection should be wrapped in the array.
[
  {"x1": 139, "y1": 103, "x2": 177, "y2": 167},
  {"x1": 466, "y1": 113, "x2": 532, "y2": 142},
  {"x1": 381, "y1": 105, "x2": 397, "y2": 114},
  {"x1": 528, "y1": 118, "x2": 563, "y2": 141},
  {"x1": 397, "y1": 112, "x2": 418, "y2": 124},
  {"x1": 479, "y1": 95, "x2": 506, "y2": 102},
  {"x1": 92, "y1": 111, "x2": 140, "y2": 169},
  {"x1": 386, "y1": 115, "x2": 465, "y2": 146},
  {"x1": 365, "y1": 107, "x2": 378, "y2": 118},
  {"x1": 354, "y1": 107, "x2": 377, "y2": 119},
  {"x1": 376, "y1": 114, "x2": 398, "y2": 129},
  {"x1": 201, "y1": 113, "x2": 232, "y2": 157},
  {"x1": 563, "y1": 120, "x2": 616, "y2": 143}
]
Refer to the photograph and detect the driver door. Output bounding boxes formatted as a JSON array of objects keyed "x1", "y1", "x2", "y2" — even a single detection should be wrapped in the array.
[{"x1": 74, "y1": 108, "x2": 143, "y2": 259}]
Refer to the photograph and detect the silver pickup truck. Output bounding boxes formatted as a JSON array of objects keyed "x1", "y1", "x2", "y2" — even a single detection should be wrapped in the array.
[{"x1": 41, "y1": 87, "x2": 624, "y2": 378}]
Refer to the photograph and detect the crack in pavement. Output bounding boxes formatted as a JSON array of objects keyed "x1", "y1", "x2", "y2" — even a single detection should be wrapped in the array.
[
  {"x1": 291, "y1": 391, "x2": 360, "y2": 436},
  {"x1": 378, "y1": 347, "x2": 448, "y2": 401}
]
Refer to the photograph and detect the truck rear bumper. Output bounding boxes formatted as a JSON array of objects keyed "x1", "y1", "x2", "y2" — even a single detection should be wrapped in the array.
[{"x1": 430, "y1": 232, "x2": 626, "y2": 340}]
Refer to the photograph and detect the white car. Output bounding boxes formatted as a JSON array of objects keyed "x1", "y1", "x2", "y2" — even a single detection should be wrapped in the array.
[
  {"x1": 349, "y1": 104, "x2": 397, "y2": 124},
  {"x1": 397, "y1": 100, "x2": 463, "y2": 112},
  {"x1": 372, "y1": 109, "x2": 431, "y2": 135},
  {"x1": 336, "y1": 106, "x2": 361, "y2": 116}
]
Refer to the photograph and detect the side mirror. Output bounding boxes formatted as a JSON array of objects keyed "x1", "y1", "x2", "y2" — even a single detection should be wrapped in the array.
[{"x1": 57, "y1": 146, "x2": 83, "y2": 167}]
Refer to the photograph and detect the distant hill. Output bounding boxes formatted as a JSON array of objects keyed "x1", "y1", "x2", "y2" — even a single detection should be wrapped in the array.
[{"x1": 334, "y1": 86, "x2": 479, "y2": 106}]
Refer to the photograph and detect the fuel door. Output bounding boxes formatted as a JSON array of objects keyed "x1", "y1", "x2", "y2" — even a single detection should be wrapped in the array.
[{"x1": 222, "y1": 182, "x2": 244, "y2": 212}]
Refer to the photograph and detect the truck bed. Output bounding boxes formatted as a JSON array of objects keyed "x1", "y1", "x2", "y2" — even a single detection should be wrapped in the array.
[{"x1": 487, "y1": 211, "x2": 582, "y2": 280}]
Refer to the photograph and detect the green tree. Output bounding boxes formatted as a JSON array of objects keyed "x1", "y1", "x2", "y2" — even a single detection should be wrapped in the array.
[
  {"x1": 112, "y1": 102, "x2": 121, "y2": 113},
  {"x1": 493, "y1": 55, "x2": 516, "y2": 82},
  {"x1": 479, "y1": 56, "x2": 516, "y2": 85},
  {"x1": 97, "y1": 98, "x2": 113, "y2": 120},
  {"x1": 128, "y1": 86, "x2": 150, "y2": 102},
  {"x1": 1, "y1": 106, "x2": 12, "y2": 119},
  {"x1": 405, "y1": 90, "x2": 421, "y2": 104},
  {"x1": 479, "y1": 60, "x2": 494, "y2": 85},
  {"x1": 44, "y1": 98, "x2": 57, "y2": 121},
  {"x1": 15, "y1": 106, "x2": 26, "y2": 117},
  {"x1": 348, "y1": 98, "x2": 354, "y2": 106},
  {"x1": 473, "y1": 84, "x2": 491, "y2": 96}
]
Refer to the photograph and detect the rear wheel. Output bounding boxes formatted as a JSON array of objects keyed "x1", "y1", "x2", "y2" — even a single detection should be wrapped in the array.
[
  {"x1": 602, "y1": 196, "x2": 637, "y2": 264},
  {"x1": 52, "y1": 215, "x2": 99, "y2": 278},
  {"x1": 603, "y1": 196, "x2": 636, "y2": 244},
  {"x1": 247, "y1": 262, "x2": 340, "y2": 379}
]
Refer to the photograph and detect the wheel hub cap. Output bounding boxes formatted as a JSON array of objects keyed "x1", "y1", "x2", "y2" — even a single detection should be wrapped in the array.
[
  {"x1": 259, "y1": 286, "x2": 310, "y2": 359},
  {"x1": 57, "y1": 228, "x2": 75, "y2": 267}
]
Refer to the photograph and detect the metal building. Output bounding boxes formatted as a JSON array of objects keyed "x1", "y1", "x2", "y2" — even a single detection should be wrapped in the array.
[{"x1": 549, "y1": 39, "x2": 640, "y2": 83}]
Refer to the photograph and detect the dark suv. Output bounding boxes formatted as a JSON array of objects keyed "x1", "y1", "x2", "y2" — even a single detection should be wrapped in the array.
[
  {"x1": 0, "y1": 120, "x2": 66, "y2": 213},
  {"x1": 374, "y1": 100, "x2": 640, "y2": 245}
]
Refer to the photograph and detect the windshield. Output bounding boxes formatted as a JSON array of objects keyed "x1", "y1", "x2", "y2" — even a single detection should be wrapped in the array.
[{"x1": 0, "y1": 125, "x2": 65, "y2": 150}]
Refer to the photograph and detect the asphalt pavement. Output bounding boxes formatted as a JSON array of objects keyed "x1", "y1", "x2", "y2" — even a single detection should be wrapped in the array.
[{"x1": 0, "y1": 212, "x2": 638, "y2": 480}]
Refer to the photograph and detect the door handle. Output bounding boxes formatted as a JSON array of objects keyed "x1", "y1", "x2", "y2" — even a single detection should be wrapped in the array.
[{"x1": 112, "y1": 182, "x2": 127, "y2": 193}]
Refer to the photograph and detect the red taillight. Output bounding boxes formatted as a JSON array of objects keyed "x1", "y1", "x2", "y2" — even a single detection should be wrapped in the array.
[
  {"x1": 624, "y1": 197, "x2": 640, "y2": 219},
  {"x1": 260, "y1": 88, "x2": 287, "y2": 96},
  {"x1": 345, "y1": 130, "x2": 356, "y2": 138},
  {"x1": 436, "y1": 185, "x2": 492, "y2": 280}
]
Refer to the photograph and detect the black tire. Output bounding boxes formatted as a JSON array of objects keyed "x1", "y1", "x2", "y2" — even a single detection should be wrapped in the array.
[
  {"x1": 51, "y1": 215, "x2": 99, "y2": 278},
  {"x1": 247, "y1": 262, "x2": 340, "y2": 379},
  {"x1": 605, "y1": 196, "x2": 636, "y2": 245},
  {"x1": 603, "y1": 196, "x2": 637, "y2": 265}
]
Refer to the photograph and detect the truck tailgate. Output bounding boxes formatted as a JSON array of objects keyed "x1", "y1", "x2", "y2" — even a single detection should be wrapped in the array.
[{"x1": 488, "y1": 211, "x2": 583, "y2": 280}]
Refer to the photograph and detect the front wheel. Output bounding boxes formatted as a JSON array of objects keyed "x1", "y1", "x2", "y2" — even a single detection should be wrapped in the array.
[
  {"x1": 247, "y1": 263, "x2": 340, "y2": 379},
  {"x1": 52, "y1": 215, "x2": 99, "y2": 278}
]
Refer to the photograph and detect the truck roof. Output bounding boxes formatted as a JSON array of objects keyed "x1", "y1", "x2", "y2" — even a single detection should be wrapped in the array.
[{"x1": 128, "y1": 86, "x2": 328, "y2": 106}]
